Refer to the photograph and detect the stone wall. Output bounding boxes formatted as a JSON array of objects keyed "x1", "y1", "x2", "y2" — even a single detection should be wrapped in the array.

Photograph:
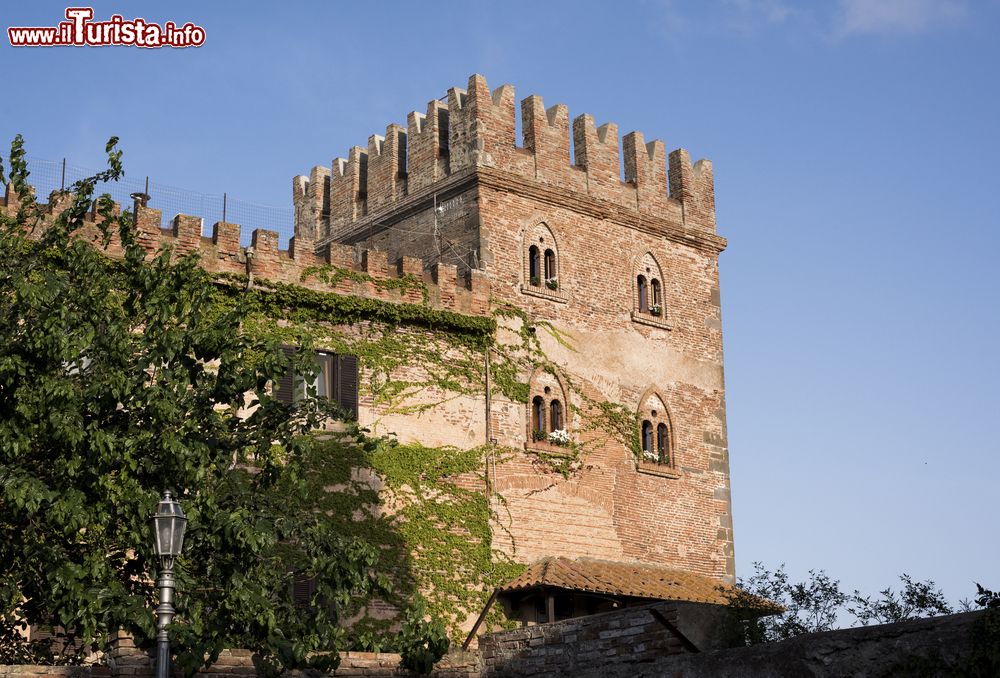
[
  {"x1": 479, "y1": 602, "x2": 692, "y2": 677},
  {"x1": 574, "y1": 610, "x2": 988, "y2": 678},
  {"x1": 477, "y1": 605, "x2": 987, "y2": 678},
  {"x1": 0, "y1": 648, "x2": 480, "y2": 678}
]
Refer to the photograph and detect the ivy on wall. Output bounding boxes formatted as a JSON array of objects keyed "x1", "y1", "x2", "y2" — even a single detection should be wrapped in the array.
[{"x1": 200, "y1": 269, "x2": 643, "y2": 641}]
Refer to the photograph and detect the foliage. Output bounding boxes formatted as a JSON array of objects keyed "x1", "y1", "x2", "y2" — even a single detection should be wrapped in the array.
[
  {"x1": 722, "y1": 561, "x2": 985, "y2": 658},
  {"x1": 972, "y1": 583, "x2": 1000, "y2": 610},
  {"x1": 396, "y1": 599, "x2": 450, "y2": 674},
  {"x1": 849, "y1": 574, "x2": 952, "y2": 626},
  {"x1": 0, "y1": 136, "x2": 381, "y2": 674},
  {"x1": 720, "y1": 562, "x2": 845, "y2": 646}
]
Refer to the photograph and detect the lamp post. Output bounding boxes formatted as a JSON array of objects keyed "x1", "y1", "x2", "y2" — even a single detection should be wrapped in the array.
[{"x1": 152, "y1": 491, "x2": 187, "y2": 678}]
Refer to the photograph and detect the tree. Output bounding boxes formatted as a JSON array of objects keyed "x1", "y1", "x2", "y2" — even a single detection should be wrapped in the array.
[
  {"x1": 0, "y1": 136, "x2": 381, "y2": 675},
  {"x1": 721, "y1": 562, "x2": 846, "y2": 645},
  {"x1": 849, "y1": 574, "x2": 953, "y2": 626}
]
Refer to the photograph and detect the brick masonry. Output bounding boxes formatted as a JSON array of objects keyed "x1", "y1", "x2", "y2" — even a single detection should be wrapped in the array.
[{"x1": 292, "y1": 74, "x2": 734, "y2": 586}]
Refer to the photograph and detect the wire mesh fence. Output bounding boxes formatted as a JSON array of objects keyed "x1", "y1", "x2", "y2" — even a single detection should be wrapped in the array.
[{"x1": 4, "y1": 155, "x2": 295, "y2": 248}]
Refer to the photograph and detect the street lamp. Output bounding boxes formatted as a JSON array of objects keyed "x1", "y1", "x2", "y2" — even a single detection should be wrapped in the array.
[{"x1": 152, "y1": 491, "x2": 187, "y2": 678}]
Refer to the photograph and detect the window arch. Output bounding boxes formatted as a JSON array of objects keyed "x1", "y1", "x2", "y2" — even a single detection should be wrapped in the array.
[
  {"x1": 526, "y1": 369, "x2": 571, "y2": 447},
  {"x1": 523, "y1": 223, "x2": 562, "y2": 294},
  {"x1": 633, "y1": 253, "x2": 666, "y2": 320},
  {"x1": 637, "y1": 388, "x2": 674, "y2": 467}
]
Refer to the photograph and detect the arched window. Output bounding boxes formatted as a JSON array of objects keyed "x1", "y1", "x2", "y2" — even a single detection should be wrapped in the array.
[
  {"x1": 656, "y1": 423, "x2": 669, "y2": 462},
  {"x1": 532, "y1": 396, "x2": 545, "y2": 435},
  {"x1": 527, "y1": 370, "x2": 571, "y2": 447},
  {"x1": 641, "y1": 421, "x2": 653, "y2": 455},
  {"x1": 544, "y1": 249, "x2": 556, "y2": 283},
  {"x1": 528, "y1": 246, "x2": 541, "y2": 286},
  {"x1": 637, "y1": 389, "x2": 675, "y2": 468},
  {"x1": 633, "y1": 253, "x2": 668, "y2": 324},
  {"x1": 549, "y1": 400, "x2": 563, "y2": 432}
]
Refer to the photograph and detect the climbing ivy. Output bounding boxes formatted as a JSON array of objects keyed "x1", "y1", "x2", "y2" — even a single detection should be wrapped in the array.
[{"x1": 292, "y1": 430, "x2": 524, "y2": 644}]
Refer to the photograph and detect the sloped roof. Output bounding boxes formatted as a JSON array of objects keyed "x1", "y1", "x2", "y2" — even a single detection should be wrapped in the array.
[{"x1": 498, "y1": 556, "x2": 734, "y2": 606}]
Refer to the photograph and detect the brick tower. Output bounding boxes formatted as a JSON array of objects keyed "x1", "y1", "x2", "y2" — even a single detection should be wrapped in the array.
[{"x1": 292, "y1": 74, "x2": 733, "y2": 587}]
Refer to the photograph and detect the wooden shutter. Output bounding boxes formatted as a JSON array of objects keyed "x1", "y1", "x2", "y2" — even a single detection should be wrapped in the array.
[
  {"x1": 292, "y1": 574, "x2": 316, "y2": 609},
  {"x1": 275, "y1": 347, "x2": 296, "y2": 405},
  {"x1": 336, "y1": 354, "x2": 358, "y2": 419}
]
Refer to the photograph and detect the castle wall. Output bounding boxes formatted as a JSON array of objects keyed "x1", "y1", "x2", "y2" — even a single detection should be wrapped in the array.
[
  {"x1": 294, "y1": 74, "x2": 732, "y2": 584},
  {"x1": 479, "y1": 183, "x2": 732, "y2": 581}
]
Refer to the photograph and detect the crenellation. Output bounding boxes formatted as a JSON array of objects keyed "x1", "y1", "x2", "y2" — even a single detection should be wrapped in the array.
[
  {"x1": 319, "y1": 241, "x2": 355, "y2": 268},
  {"x1": 623, "y1": 131, "x2": 669, "y2": 215},
  {"x1": 398, "y1": 255, "x2": 426, "y2": 303},
  {"x1": 446, "y1": 84, "x2": 471, "y2": 170},
  {"x1": 327, "y1": 146, "x2": 368, "y2": 241},
  {"x1": 12, "y1": 199, "x2": 489, "y2": 316},
  {"x1": 521, "y1": 96, "x2": 584, "y2": 191},
  {"x1": 304, "y1": 74, "x2": 718, "y2": 249},
  {"x1": 430, "y1": 261, "x2": 458, "y2": 310},
  {"x1": 668, "y1": 150, "x2": 716, "y2": 232},
  {"x1": 366, "y1": 124, "x2": 407, "y2": 212},
  {"x1": 291, "y1": 166, "x2": 331, "y2": 242},
  {"x1": 407, "y1": 100, "x2": 449, "y2": 191},
  {"x1": 210, "y1": 221, "x2": 242, "y2": 260},
  {"x1": 573, "y1": 115, "x2": 627, "y2": 205},
  {"x1": 288, "y1": 234, "x2": 318, "y2": 264},
  {"x1": 361, "y1": 249, "x2": 390, "y2": 281}
]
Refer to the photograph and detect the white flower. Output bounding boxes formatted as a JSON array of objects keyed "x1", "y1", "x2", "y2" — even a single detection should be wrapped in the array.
[
  {"x1": 642, "y1": 450, "x2": 657, "y2": 460},
  {"x1": 548, "y1": 429, "x2": 570, "y2": 445}
]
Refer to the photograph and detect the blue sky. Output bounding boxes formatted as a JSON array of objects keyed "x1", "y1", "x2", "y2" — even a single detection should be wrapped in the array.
[{"x1": 3, "y1": 1, "x2": 998, "y2": 611}]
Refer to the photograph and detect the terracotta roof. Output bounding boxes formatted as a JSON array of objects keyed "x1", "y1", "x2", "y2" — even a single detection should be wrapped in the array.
[{"x1": 498, "y1": 557, "x2": 736, "y2": 606}]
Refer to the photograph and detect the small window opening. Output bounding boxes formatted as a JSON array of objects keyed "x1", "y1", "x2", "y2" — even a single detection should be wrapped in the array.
[
  {"x1": 641, "y1": 420, "x2": 653, "y2": 454},
  {"x1": 544, "y1": 249, "x2": 556, "y2": 286},
  {"x1": 657, "y1": 423, "x2": 669, "y2": 463},
  {"x1": 529, "y1": 246, "x2": 541, "y2": 286},
  {"x1": 550, "y1": 400, "x2": 563, "y2": 432},
  {"x1": 532, "y1": 396, "x2": 545, "y2": 436}
]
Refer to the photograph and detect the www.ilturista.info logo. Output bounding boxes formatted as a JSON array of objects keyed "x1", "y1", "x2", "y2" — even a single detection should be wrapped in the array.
[{"x1": 8, "y1": 7, "x2": 205, "y2": 48}]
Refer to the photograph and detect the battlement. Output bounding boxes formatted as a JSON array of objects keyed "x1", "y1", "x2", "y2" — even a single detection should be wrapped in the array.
[
  {"x1": 1, "y1": 185, "x2": 489, "y2": 317},
  {"x1": 294, "y1": 74, "x2": 717, "y2": 245}
]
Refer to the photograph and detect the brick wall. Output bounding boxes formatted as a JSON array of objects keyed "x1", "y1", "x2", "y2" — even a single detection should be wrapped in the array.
[{"x1": 295, "y1": 74, "x2": 734, "y2": 585}]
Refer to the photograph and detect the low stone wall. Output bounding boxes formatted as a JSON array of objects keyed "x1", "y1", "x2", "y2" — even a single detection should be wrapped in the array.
[
  {"x1": 479, "y1": 601, "x2": 693, "y2": 677},
  {"x1": 0, "y1": 648, "x2": 479, "y2": 678},
  {"x1": 574, "y1": 610, "x2": 986, "y2": 678},
  {"x1": 3, "y1": 610, "x2": 987, "y2": 677}
]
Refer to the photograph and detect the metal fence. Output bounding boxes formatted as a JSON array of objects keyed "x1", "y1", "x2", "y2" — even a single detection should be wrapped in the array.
[{"x1": 4, "y1": 156, "x2": 295, "y2": 248}]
